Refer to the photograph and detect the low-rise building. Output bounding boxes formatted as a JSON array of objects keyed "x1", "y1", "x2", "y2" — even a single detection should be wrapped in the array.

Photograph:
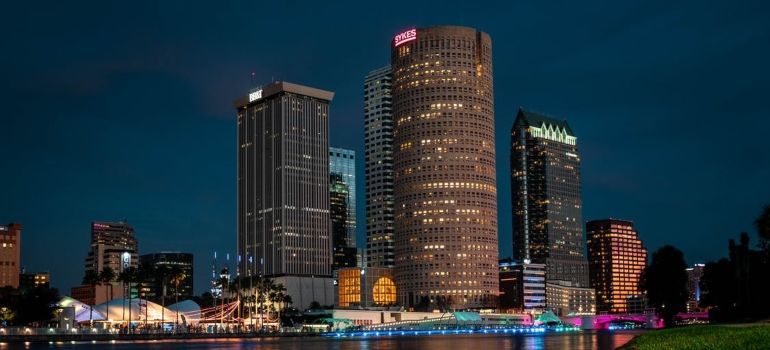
[{"x1": 546, "y1": 280, "x2": 596, "y2": 316}]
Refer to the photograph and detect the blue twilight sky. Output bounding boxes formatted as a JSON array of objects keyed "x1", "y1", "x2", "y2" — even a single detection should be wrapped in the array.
[{"x1": 1, "y1": 1, "x2": 768, "y2": 295}]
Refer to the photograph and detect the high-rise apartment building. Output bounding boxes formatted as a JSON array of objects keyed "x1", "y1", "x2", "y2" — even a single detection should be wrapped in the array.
[
  {"x1": 391, "y1": 26, "x2": 498, "y2": 309},
  {"x1": 510, "y1": 108, "x2": 589, "y2": 287},
  {"x1": 84, "y1": 221, "x2": 138, "y2": 274},
  {"x1": 586, "y1": 219, "x2": 647, "y2": 313},
  {"x1": 73, "y1": 221, "x2": 137, "y2": 303},
  {"x1": 234, "y1": 81, "x2": 335, "y2": 308},
  {"x1": 139, "y1": 252, "x2": 194, "y2": 303},
  {"x1": 0, "y1": 223, "x2": 21, "y2": 288},
  {"x1": 363, "y1": 66, "x2": 395, "y2": 268},
  {"x1": 330, "y1": 147, "x2": 358, "y2": 270}
]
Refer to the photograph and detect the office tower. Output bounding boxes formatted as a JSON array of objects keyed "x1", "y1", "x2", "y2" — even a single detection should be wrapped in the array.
[
  {"x1": 511, "y1": 108, "x2": 589, "y2": 287},
  {"x1": 234, "y1": 81, "x2": 335, "y2": 308},
  {"x1": 391, "y1": 26, "x2": 498, "y2": 309},
  {"x1": 686, "y1": 263, "x2": 705, "y2": 312},
  {"x1": 330, "y1": 147, "x2": 358, "y2": 270},
  {"x1": 0, "y1": 223, "x2": 21, "y2": 288},
  {"x1": 499, "y1": 258, "x2": 546, "y2": 313},
  {"x1": 364, "y1": 66, "x2": 395, "y2": 268},
  {"x1": 586, "y1": 219, "x2": 647, "y2": 313},
  {"x1": 139, "y1": 252, "x2": 194, "y2": 303}
]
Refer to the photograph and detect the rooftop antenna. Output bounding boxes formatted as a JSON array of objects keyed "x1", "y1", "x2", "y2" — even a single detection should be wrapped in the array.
[{"x1": 251, "y1": 72, "x2": 255, "y2": 87}]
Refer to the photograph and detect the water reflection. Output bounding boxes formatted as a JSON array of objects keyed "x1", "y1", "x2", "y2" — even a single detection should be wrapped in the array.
[{"x1": 4, "y1": 330, "x2": 644, "y2": 350}]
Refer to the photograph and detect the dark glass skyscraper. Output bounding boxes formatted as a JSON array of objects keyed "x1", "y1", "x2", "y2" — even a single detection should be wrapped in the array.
[
  {"x1": 139, "y1": 251, "x2": 194, "y2": 303},
  {"x1": 330, "y1": 147, "x2": 357, "y2": 270},
  {"x1": 510, "y1": 108, "x2": 589, "y2": 287}
]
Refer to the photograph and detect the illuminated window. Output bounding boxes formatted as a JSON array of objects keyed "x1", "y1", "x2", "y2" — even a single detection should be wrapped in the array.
[{"x1": 372, "y1": 277, "x2": 396, "y2": 304}]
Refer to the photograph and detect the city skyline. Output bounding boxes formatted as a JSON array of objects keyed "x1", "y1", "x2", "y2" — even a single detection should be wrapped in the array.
[{"x1": 2, "y1": 1, "x2": 769, "y2": 295}]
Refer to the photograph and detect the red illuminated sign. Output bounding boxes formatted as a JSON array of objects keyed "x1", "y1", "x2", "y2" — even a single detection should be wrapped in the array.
[{"x1": 394, "y1": 29, "x2": 417, "y2": 46}]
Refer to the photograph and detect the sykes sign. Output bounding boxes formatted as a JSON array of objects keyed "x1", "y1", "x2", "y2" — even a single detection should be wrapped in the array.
[{"x1": 394, "y1": 29, "x2": 417, "y2": 47}]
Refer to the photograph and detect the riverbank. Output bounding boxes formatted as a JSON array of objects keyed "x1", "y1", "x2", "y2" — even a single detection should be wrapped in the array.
[{"x1": 616, "y1": 323, "x2": 770, "y2": 350}]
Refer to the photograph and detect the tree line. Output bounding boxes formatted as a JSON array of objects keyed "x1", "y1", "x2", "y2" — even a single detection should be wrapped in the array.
[{"x1": 642, "y1": 204, "x2": 770, "y2": 326}]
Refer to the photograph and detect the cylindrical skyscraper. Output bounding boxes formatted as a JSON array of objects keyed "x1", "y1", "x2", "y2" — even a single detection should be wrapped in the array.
[{"x1": 391, "y1": 26, "x2": 498, "y2": 309}]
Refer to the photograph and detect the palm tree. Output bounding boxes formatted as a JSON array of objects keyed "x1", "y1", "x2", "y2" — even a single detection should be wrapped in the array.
[
  {"x1": 258, "y1": 278, "x2": 274, "y2": 327},
  {"x1": 98, "y1": 267, "x2": 117, "y2": 324},
  {"x1": 217, "y1": 275, "x2": 230, "y2": 328},
  {"x1": 137, "y1": 262, "x2": 155, "y2": 325},
  {"x1": 154, "y1": 264, "x2": 170, "y2": 326},
  {"x1": 169, "y1": 265, "x2": 186, "y2": 329},
  {"x1": 117, "y1": 266, "x2": 137, "y2": 328},
  {"x1": 81, "y1": 270, "x2": 100, "y2": 326},
  {"x1": 271, "y1": 283, "x2": 287, "y2": 328},
  {"x1": 281, "y1": 294, "x2": 293, "y2": 314},
  {"x1": 238, "y1": 276, "x2": 251, "y2": 323}
]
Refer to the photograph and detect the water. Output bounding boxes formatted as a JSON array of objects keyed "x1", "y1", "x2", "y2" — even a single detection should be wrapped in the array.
[{"x1": 2, "y1": 330, "x2": 644, "y2": 350}]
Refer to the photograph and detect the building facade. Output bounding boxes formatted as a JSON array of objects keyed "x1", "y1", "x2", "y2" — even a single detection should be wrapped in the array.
[
  {"x1": 84, "y1": 221, "x2": 139, "y2": 274},
  {"x1": 0, "y1": 223, "x2": 21, "y2": 288},
  {"x1": 330, "y1": 147, "x2": 358, "y2": 270},
  {"x1": 74, "y1": 221, "x2": 137, "y2": 303},
  {"x1": 335, "y1": 267, "x2": 396, "y2": 308},
  {"x1": 586, "y1": 219, "x2": 647, "y2": 314},
  {"x1": 19, "y1": 270, "x2": 50, "y2": 291},
  {"x1": 499, "y1": 259, "x2": 546, "y2": 313},
  {"x1": 234, "y1": 81, "x2": 335, "y2": 307},
  {"x1": 686, "y1": 263, "x2": 705, "y2": 312},
  {"x1": 510, "y1": 108, "x2": 589, "y2": 287},
  {"x1": 363, "y1": 66, "x2": 395, "y2": 268},
  {"x1": 391, "y1": 26, "x2": 498, "y2": 309},
  {"x1": 546, "y1": 280, "x2": 596, "y2": 316},
  {"x1": 139, "y1": 252, "x2": 194, "y2": 303}
]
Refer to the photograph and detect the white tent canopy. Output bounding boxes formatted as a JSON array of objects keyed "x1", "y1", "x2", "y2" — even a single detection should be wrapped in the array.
[
  {"x1": 59, "y1": 296, "x2": 203, "y2": 324},
  {"x1": 168, "y1": 300, "x2": 202, "y2": 324},
  {"x1": 58, "y1": 296, "x2": 107, "y2": 323}
]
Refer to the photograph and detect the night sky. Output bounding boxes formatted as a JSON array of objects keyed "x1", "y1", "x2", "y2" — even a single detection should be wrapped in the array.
[{"x1": 2, "y1": 1, "x2": 768, "y2": 295}]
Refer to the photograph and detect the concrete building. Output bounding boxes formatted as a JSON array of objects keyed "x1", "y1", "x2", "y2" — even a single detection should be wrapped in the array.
[
  {"x1": 546, "y1": 280, "x2": 596, "y2": 316},
  {"x1": 510, "y1": 109, "x2": 589, "y2": 287},
  {"x1": 391, "y1": 26, "x2": 498, "y2": 309},
  {"x1": 234, "y1": 81, "x2": 335, "y2": 309},
  {"x1": 364, "y1": 66, "x2": 395, "y2": 269},
  {"x1": 334, "y1": 267, "x2": 396, "y2": 309},
  {"x1": 0, "y1": 223, "x2": 21, "y2": 288},
  {"x1": 139, "y1": 252, "x2": 194, "y2": 303},
  {"x1": 499, "y1": 259, "x2": 546, "y2": 314},
  {"x1": 586, "y1": 219, "x2": 647, "y2": 313},
  {"x1": 330, "y1": 147, "x2": 358, "y2": 271}
]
